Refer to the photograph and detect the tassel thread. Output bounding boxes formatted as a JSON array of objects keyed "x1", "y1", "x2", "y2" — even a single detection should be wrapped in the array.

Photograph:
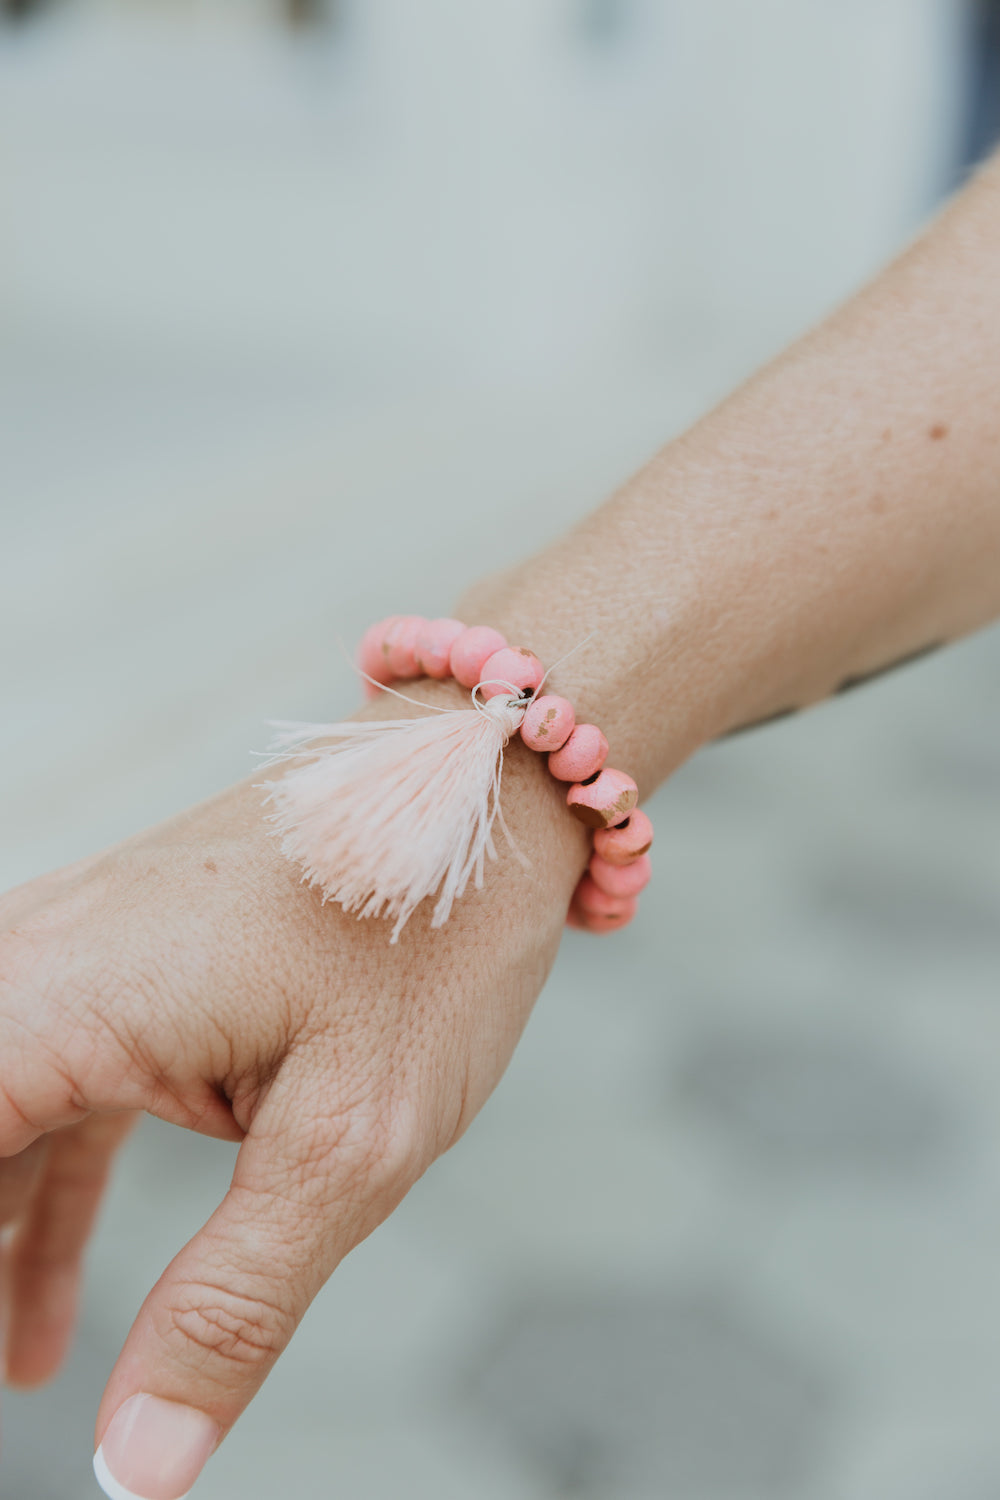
[{"x1": 262, "y1": 685, "x2": 528, "y2": 941}]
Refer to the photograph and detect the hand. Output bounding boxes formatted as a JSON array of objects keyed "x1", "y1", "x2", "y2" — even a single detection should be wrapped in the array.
[{"x1": 0, "y1": 684, "x2": 586, "y2": 1500}]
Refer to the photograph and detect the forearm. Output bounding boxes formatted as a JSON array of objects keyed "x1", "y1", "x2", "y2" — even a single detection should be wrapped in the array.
[{"x1": 459, "y1": 153, "x2": 1000, "y2": 794}]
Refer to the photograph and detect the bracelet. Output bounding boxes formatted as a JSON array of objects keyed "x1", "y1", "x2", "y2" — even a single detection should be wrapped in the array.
[
  {"x1": 265, "y1": 614, "x2": 652, "y2": 941},
  {"x1": 357, "y1": 614, "x2": 652, "y2": 935}
]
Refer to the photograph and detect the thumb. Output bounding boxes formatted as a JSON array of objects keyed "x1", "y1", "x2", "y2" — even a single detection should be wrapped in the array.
[{"x1": 93, "y1": 1062, "x2": 421, "y2": 1500}]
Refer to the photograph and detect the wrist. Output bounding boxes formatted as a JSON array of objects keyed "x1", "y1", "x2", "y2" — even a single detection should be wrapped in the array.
[{"x1": 452, "y1": 479, "x2": 727, "y2": 797}]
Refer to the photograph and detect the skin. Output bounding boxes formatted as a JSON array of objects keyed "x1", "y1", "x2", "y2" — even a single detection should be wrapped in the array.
[
  {"x1": 3, "y1": 152, "x2": 1000, "y2": 1486},
  {"x1": 0, "y1": 682, "x2": 586, "y2": 1441},
  {"x1": 465, "y1": 153, "x2": 1000, "y2": 791}
]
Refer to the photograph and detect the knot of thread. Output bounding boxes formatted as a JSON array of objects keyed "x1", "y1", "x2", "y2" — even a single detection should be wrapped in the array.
[{"x1": 472, "y1": 680, "x2": 529, "y2": 741}]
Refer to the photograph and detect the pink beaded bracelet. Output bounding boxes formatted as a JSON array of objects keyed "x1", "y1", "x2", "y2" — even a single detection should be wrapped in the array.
[
  {"x1": 359, "y1": 615, "x2": 651, "y2": 934},
  {"x1": 265, "y1": 615, "x2": 652, "y2": 941}
]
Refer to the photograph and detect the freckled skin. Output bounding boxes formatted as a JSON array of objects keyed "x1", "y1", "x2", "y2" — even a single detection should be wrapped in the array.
[{"x1": 464, "y1": 156, "x2": 1000, "y2": 793}]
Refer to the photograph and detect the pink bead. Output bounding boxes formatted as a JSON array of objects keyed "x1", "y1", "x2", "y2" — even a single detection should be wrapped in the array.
[
  {"x1": 478, "y1": 646, "x2": 545, "y2": 700},
  {"x1": 593, "y1": 808, "x2": 654, "y2": 866},
  {"x1": 450, "y1": 626, "x2": 508, "y2": 688},
  {"x1": 521, "y1": 694, "x2": 576, "y2": 752},
  {"x1": 548, "y1": 723, "x2": 608, "y2": 782},
  {"x1": 567, "y1": 768, "x2": 639, "y2": 829},
  {"x1": 357, "y1": 616, "x2": 400, "y2": 686},
  {"x1": 383, "y1": 615, "x2": 426, "y2": 679},
  {"x1": 416, "y1": 618, "x2": 465, "y2": 679},
  {"x1": 573, "y1": 875, "x2": 639, "y2": 931},
  {"x1": 583, "y1": 900, "x2": 639, "y2": 934},
  {"x1": 589, "y1": 852, "x2": 651, "y2": 898}
]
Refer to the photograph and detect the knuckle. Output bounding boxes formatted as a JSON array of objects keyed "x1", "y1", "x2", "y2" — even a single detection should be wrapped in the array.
[
  {"x1": 294, "y1": 1081, "x2": 427, "y2": 1210},
  {"x1": 334, "y1": 1088, "x2": 426, "y2": 1202},
  {"x1": 159, "y1": 1281, "x2": 294, "y2": 1376},
  {"x1": 367, "y1": 1094, "x2": 426, "y2": 1195}
]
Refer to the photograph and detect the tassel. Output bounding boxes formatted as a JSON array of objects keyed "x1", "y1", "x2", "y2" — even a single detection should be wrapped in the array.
[{"x1": 263, "y1": 690, "x2": 528, "y2": 942}]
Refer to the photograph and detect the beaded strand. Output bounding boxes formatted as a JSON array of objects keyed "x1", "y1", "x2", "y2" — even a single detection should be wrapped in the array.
[{"x1": 358, "y1": 615, "x2": 652, "y2": 934}]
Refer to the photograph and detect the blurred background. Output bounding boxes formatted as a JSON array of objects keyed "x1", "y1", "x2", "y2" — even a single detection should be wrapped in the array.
[{"x1": 3, "y1": 2, "x2": 1000, "y2": 1496}]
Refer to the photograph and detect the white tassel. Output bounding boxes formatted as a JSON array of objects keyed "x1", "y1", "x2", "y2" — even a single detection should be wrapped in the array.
[{"x1": 263, "y1": 690, "x2": 528, "y2": 942}]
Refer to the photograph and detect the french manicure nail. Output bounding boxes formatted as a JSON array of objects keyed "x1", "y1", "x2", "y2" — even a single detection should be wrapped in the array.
[{"x1": 93, "y1": 1394, "x2": 219, "y2": 1500}]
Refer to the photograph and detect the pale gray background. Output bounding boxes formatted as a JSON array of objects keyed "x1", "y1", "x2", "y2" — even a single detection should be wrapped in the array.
[{"x1": 3, "y1": 3, "x2": 1000, "y2": 1497}]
